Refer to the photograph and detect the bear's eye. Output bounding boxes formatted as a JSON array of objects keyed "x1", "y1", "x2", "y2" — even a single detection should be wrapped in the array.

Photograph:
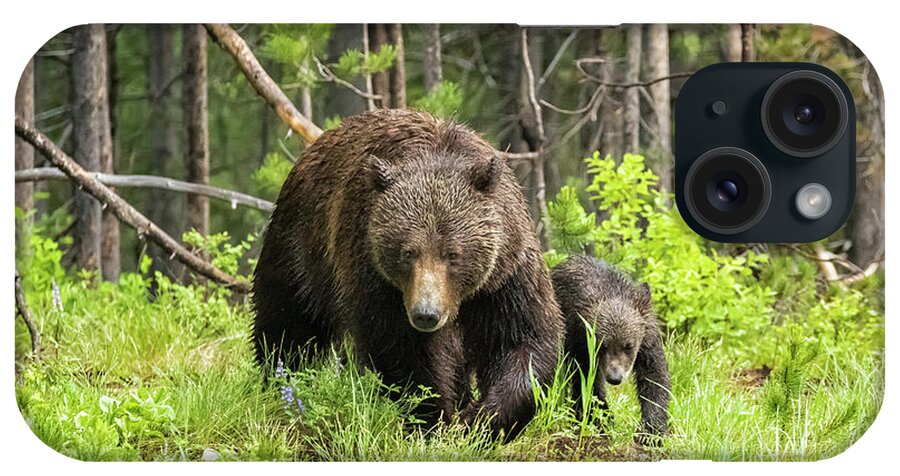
[
  {"x1": 400, "y1": 249, "x2": 419, "y2": 263},
  {"x1": 446, "y1": 251, "x2": 460, "y2": 263},
  {"x1": 623, "y1": 343, "x2": 635, "y2": 352}
]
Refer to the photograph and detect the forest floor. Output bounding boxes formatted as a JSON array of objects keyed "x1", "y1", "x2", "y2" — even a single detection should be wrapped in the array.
[{"x1": 13, "y1": 268, "x2": 884, "y2": 462}]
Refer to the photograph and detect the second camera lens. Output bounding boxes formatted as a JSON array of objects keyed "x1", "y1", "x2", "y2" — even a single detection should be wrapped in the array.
[{"x1": 684, "y1": 147, "x2": 772, "y2": 235}]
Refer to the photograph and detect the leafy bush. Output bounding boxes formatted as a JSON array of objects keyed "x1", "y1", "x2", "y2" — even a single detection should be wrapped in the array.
[{"x1": 413, "y1": 81, "x2": 463, "y2": 119}]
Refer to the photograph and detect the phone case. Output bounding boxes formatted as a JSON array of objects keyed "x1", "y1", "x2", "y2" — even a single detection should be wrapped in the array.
[{"x1": 12, "y1": 23, "x2": 884, "y2": 462}]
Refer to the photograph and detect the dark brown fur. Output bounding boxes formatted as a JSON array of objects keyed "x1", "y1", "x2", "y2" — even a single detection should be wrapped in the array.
[
  {"x1": 551, "y1": 255, "x2": 670, "y2": 444},
  {"x1": 252, "y1": 109, "x2": 563, "y2": 438}
]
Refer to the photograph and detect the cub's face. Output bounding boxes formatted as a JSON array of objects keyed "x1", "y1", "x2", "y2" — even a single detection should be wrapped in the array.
[
  {"x1": 595, "y1": 297, "x2": 648, "y2": 385},
  {"x1": 366, "y1": 153, "x2": 504, "y2": 332}
]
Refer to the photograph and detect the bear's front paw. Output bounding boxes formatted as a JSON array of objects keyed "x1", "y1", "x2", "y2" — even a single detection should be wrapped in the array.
[{"x1": 634, "y1": 423, "x2": 666, "y2": 447}]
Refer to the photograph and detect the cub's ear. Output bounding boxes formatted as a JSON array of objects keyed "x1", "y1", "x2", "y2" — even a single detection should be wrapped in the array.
[
  {"x1": 637, "y1": 282, "x2": 652, "y2": 310},
  {"x1": 470, "y1": 154, "x2": 503, "y2": 192},
  {"x1": 367, "y1": 155, "x2": 394, "y2": 192}
]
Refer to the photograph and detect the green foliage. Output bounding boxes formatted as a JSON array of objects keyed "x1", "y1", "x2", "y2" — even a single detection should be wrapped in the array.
[
  {"x1": 334, "y1": 45, "x2": 396, "y2": 77},
  {"x1": 182, "y1": 230, "x2": 254, "y2": 279},
  {"x1": 412, "y1": 81, "x2": 463, "y2": 119},
  {"x1": 261, "y1": 24, "x2": 334, "y2": 88},
  {"x1": 762, "y1": 326, "x2": 822, "y2": 430},
  {"x1": 323, "y1": 115, "x2": 343, "y2": 131},
  {"x1": 253, "y1": 152, "x2": 294, "y2": 199}
]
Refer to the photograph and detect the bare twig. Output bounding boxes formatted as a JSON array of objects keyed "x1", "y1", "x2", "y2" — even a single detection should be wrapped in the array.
[
  {"x1": 15, "y1": 119, "x2": 252, "y2": 293},
  {"x1": 538, "y1": 29, "x2": 578, "y2": 90},
  {"x1": 15, "y1": 167, "x2": 274, "y2": 212},
  {"x1": 576, "y1": 58, "x2": 694, "y2": 89},
  {"x1": 205, "y1": 23, "x2": 323, "y2": 142},
  {"x1": 500, "y1": 151, "x2": 541, "y2": 161},
  {"x1": 313, "y1": 57, "x2": 382, "y2": 100},
  {"x1": 15, "y1": 269, "x2": 42, "y2": 359}
]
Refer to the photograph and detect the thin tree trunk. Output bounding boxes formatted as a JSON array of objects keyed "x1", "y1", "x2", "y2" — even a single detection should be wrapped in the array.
[
  {"x1": 741, "y1": 24, "x2": 756, "y2": 62},
  {"x1": 623, "y1": 24, "x2": 642, "y2": 154},
  {"x1": 15, "y1": 59, "x2": 35, "y2": 213},
  {"x1": 183, "y1": 24, "x2": 210, "y2": 238},
  {"x1": 388, "y1": 24, "x2": 406, "y2": 108},
  {"x1": 647, "y1": 24, "x2": 673, "y2": 191},
  {"x1": 369, "y1": 24, "x2": 390, "y2": 108},
  {"x1": 726, "y1": 24, "x2": 742, "y2": 62},
  {"x1": 361, "y1": 24, "x2": 377, "y2": 112},
  {"x1": 15, "y1": 58, "x2": 35, "y2": 260},
  {"x1": 518, "y1": 28, "x2": 550, "y2": 248},
  {"x1": 597, "y1": 28, "x2": 623, "y2": 160},
  {"x1": 848, "y1": 59, "x2": 884, "y2": 267},
  {"x1": 70, "y1": 24, "x2": 108, "y2": 274},
  {"x1": 147, "y1": 24, "x2": 181, "y2": 278},
  {"x1": 301, "y1": 57, "x2": 313, "y2": 120},
  {"x1": 100, "y1": 27, "x2": 119, "y2": 282},
  {"x1": 422, "y1": 24, "x2": 443, "y2": 92}
]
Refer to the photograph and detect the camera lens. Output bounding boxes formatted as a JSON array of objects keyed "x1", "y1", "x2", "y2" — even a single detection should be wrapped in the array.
[
  {"x1": 793, "y1": 104, "x2": 815, "y2": 124},
  {"x1": 684, "y1": 147, "x2": 771, "y2": 235},
  {"x1": 761, "y1": 70, "x2": 849, "y2": 158}
]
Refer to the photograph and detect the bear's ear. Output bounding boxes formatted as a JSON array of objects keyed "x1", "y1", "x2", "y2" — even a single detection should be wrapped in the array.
[
  {"x1": 470, "y1": 154, "x2": 502, "y2": 192},
  {"x1": 367, "y1": 155, "x2": 394, "y2": 192},
  {"x1": 637, "y1": 282, "x2": 652, "y2": 310}
]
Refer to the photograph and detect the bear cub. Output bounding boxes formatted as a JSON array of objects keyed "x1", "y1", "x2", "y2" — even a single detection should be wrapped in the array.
[{"x1": 551, "y1": 255, "x2": 670, "y2": 443}]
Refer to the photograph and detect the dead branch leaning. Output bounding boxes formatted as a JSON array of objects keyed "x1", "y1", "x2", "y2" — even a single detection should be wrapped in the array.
[
  {"x1": 15, "y1": 118, "x2": 252, "y2": 294},
  {"x1": 204, "y1": 23, "x2": 323, "y2": 142}
]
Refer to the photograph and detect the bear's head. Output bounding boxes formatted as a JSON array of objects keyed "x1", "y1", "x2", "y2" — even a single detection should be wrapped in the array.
[
  {"x1": 594, "y1": 283, "x2": 652, "y2": 385},
  {"x1": 366, "y1": 151, "x2": 505, "y2": 333}
]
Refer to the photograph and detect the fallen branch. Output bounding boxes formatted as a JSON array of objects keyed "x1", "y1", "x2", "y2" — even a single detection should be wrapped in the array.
[
  {"x1": 16, "y1": 167, "x2": 273, "y2": 213},
  {"x1": 15, "y1": 119, "x2": 252, "y2": 294},
  {"x1": 15, "y1": 269, "x2": 42, "y2": 360},
  {"x1": 815, "y1": 245, "x2": 840, "y2": 282},
  {"x1": 205, "y1": 23, "x2": 323, "y2": 142}
]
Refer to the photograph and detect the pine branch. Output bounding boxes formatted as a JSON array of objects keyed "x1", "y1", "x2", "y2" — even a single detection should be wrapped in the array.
[{"x1": 15, "y1": 118, "x2": 252, "y2": 294}]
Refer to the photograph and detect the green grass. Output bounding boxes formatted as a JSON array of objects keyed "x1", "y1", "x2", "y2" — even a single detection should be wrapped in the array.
[{"x1": 13, "y1": 267, "x2": 884, "y2": 462}]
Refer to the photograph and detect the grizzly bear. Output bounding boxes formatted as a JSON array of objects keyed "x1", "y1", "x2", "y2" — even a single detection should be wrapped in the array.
[
  {"x1": 251, "y1": 109, "x2": 563, "y2": 438},
  {"x1": 551, "y1": 255, "x2": 670, "y2": 443}
]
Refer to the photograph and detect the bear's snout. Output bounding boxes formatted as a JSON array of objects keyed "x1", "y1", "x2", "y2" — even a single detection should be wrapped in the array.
[{"x1": 405, "y1": 258, "x2": 455, "y2": 332}]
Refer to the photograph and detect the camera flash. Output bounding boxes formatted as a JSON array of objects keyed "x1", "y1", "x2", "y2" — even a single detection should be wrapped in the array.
[{"x1": 795, "y1": 183, "x2": 832, "y2": 220}]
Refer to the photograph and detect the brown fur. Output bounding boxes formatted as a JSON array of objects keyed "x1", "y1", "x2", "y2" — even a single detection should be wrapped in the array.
[
  {"x1": 252, "y1": 109, "x2": 563, "y2": 438},
  {"x1": 551, "y1": 255, "x2": 670, "y2": 444}
]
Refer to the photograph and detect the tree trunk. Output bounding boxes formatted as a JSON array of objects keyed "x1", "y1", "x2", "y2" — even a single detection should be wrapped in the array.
[
  {"x1": 741, "y1": 24, "x2": 756, "y2": 62},
  {"x1": 70, "y1": 24, "x2": 109, "y2": 274},
  {"x1": 597, "y1": 28, "x2": 623, "y2": 160},
  {"x1": 15, "y1": 59, "x2": 35, "y2": 212},
  {"x1": 183, "y1": 24, "x2": 210, "y2": 238},
  {"x1": 388, "y1": 24, "x2": 406, "y2": 108},
  {"x1": 15, "y1": 58, "x2": 35, "y2": 260},
  {"x1": 422, "y1": 24, "x2": 443, "y2": 93},
  {"x1": 147, "y1": 25, "x2": 182, "y2": 277},
  {"x1": 623, "y1": 24, "x2": 642, "y2": 154},
  {"x1": 101, "y1": 26, "x2": 119, "y2": 282},
  {"x1": 368, "y1": 24, "x2": 390, "y2": 108},
  {"x1": 647, "y1": 24, "x2": 673, "y2": 191},
  {"x1": 848, "y1": 59, "x2": 885, "y2": 267},
  {"x1": 726, "y1": 24, "x2": 742, "y2": 62}
]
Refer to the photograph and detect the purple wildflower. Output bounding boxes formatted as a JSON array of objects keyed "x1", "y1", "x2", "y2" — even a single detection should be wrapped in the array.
[
  {"x1": 274, "y1": 359, "x2": 287, "y2": 379},
  {"x1": 51, "y1": 277, "x2": 63, "y2": 312},
  {"x1": 280, "y1": 384, "x2": 306, "y2": 414}
]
